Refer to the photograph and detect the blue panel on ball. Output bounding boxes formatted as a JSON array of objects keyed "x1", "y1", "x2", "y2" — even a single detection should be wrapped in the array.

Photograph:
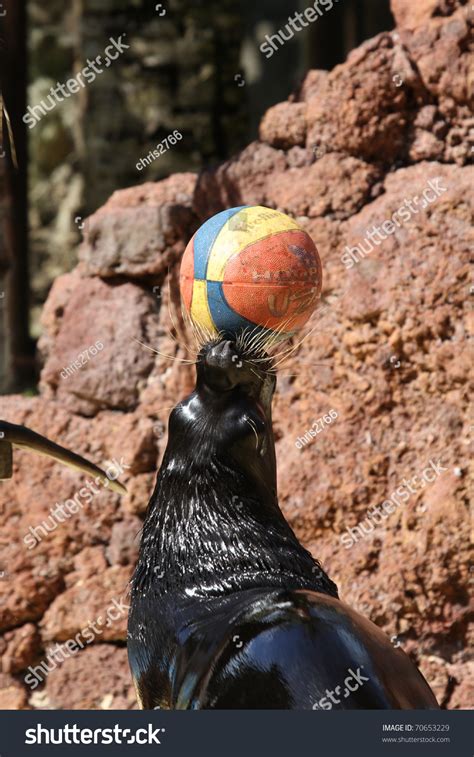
[
  {"x1": 206, "y1": 280, "x2": 270, "y2": 339},
  {"x1": 193, "y1": 207, "x2": 248, "y2": 280}
]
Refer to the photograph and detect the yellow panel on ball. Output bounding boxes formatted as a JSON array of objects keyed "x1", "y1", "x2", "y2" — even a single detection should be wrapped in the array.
[
  {"x1": 206, "y1": 206, "x2": 299, "y2": 282},
  {"x1": 190, "y1": 280, "x2": 217, "y2": 335}
]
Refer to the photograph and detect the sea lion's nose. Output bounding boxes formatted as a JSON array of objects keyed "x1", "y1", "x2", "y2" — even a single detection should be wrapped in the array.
[
  {"x1": 203, "y1": 340, "x2": 243, "y2": 391},
  {"x1": 206, "y1": 340, "x2": 236, "y2": 369}
]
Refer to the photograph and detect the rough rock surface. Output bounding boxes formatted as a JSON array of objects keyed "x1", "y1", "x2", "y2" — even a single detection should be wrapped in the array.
[
  {"x1": 43, "y1": 645, "x2": 137, "y2": 710},
  {"x1": 78, "y1": 174, "x2": 199, "y2": 279},
  {"x1": 0, "y1": 0, "x2": 472, "y2": 709},
  {"x1": 391, "y1": 0, "x2": 468, "y2": 30},
  {"x1": 39, "y1": 273, "x2": 164, "y2": 415}
]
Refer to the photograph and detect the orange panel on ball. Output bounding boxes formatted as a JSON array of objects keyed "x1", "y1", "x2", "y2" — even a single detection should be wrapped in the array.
[
  {"x1": 179, "y1": 234, "x2": 195, "y2": 312},
  {"x1": 221, "y1": 229, "x2": 322, "y2": 330},
  {"x1": 223, "y1": 229, "x2": 321, "y2": 288},
  {"x1": 221, "y1": 280, "x2": 319, "y2": 331}
]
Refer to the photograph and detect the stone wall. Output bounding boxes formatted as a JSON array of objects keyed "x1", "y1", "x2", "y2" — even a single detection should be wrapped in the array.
[{"x1": 0, "y1": 0, "x2": 472, "y2": 709}]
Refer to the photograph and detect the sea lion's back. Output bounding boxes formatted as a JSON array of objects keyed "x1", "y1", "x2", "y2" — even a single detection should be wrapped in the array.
[{"x1": 177, "y1": 589, "x2": 439, "y2": 710}]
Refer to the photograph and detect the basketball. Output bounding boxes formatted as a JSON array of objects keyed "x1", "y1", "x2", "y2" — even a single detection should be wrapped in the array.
[{"x1": 179, "y1": 205, "x2": 322, "y2": 342}]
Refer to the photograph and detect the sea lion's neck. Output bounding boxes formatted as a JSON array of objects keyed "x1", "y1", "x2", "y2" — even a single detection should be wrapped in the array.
[{"x1": 132, "y1": 438, "x2": 338, "y2": 600}]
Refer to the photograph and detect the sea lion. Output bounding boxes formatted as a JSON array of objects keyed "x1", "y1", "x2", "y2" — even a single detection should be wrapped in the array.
[{"x1": 128, "y1": 338, "x2": 438, "y2": 709}]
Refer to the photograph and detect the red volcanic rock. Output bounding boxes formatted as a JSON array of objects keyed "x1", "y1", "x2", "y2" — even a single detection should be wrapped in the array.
[
  {"x1": 39, "y1": 274, "x2": 161, "y2": 415},
  {"x1": 305, "y1": 33, "x2": 422, "y2": 164},
  {"x1": 0, "y1": 673, "x2": 29, "y2": 709},
  {"x1": 0, "y1": 624, "x2": 41, "y2": 674},
  {"x1": 259, "y1": 102, "x2": 307, "y2": 149},
  {"x1": 121, "y1": 472, "x2": 157, "y2": 517},
  {"x1": 0, "y1": 395, "x2": 155, "y2": 632},
  {"x1": 65, "y1": 547, "x2": 108, "y2": 588},
  {"x1": 340, "y1": 162, "x2": 472, "y2": 323},
  {"x1": 40, "y1": 566, "x2": 131, "y2": 643},
  {"x1": 1, "y1": 0, "x2": 471, "y2": 711},
  {"x1": 297, "y1": 69, "x2": 329, "y2": 101},
  {"x1": 267, "y1": 153, "x2": 381, "y2": 220},
  {"x1": 391, "y1": 0, "x2": 466, "y2": 29},
  {"x1": 193, "y1": 141, "x2": 287, "y2": 219},
  {"x1": 44, "y1": 645, "x2": 137, "y2": 709},
  {"x1": 396, "y1": 6, "x2": 473, "y2": 165},
  {"x1": 447, "y1": 662, "x2": 474, "y2": 710},
  {"x1": 105, "y1": 517, "x2": 142, "y2": 567},
  {"x1": 39, "y1": 269, "x2": 83, "y2": 344},
  {"x1": 409, "y1": 106, "x2": 446, "y2": 162},
  {"x1": 0, "y1": 564, "x2": 64, "y2": 634},
  {"x1": 79, "y1": 173, "x2": 198, "y2": 278},
  {"x1": 399, "y1": 13, "x2": 471, "y2": 102}
]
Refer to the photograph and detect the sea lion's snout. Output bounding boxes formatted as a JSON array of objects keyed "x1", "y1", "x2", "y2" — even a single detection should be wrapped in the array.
[
  {"x1": 196, "y1": 336, "x2": 276, "y2": 420},
  {"x1": 200, "y1": 339, "x2": 246, "y2": 392},
  {"x1": 205, "y1": 339, "x2": 237, "y2": 370}
]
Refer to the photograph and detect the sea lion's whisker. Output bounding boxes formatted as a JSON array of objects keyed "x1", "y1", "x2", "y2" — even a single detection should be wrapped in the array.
[
  {"x1": 278, "y1": 362, "x2": 331, "y2": 379},
  {"x1": 258, "y1": 322, "x2": 288, "y2": 351},
  {"x1": 179, "y1": 307, "x2": 220, "y2": 354},
  {"x1": 245, "y1": 417, "x2": 259, "y2": 450},
  {"x1": 261, "y1": 339, "x2": 297, "y2": 363},
  {"x1": 165, "y1": 274, "x2": 190, "y2": 347},
  {"x1": 184, "y1": 315, "x2": 202, "y2": 350},
  {"x1": 266, "y1": 342, "x2": 296, "y2": 361},
  {"x1": 248, "y1": 366, "x2": 264, "y2": 382},
  {"x1": 244, "y1": 328, "x2": 265, "y2": 353},
  {"x1": 266, "y1": 337, "x2": 310, "y2": 367},
  {"x1": 241, "y1": 328, "x2": 278, "y2": 359},
  {"x1": 188, "y1": 314, "x2": 219, "y2": 350},
  {"x1": 151, "y1": 402, "x2": 183, "y2": 413},
  {"x1": 285, "y1": 360, "x2": 331, "y2": 368},
  {"x1": 264, "y1": 313, "x2": 321, "y2": 363},
  {"x1": 236, "y1": 326, "x2": 253, "y2": 352},
  {"x1": 260, "y1": 316, "x2": 298, "y2": 355},
  {"x1": 165, "y1": 327, "x2": 197, "y2": 356},
  {"x1": 176, "y1": 288, "x2": 205, "y2": 351},
  {"x1": 133, "y1": 338, "x2": 196, "y2": 364},
  {"x1": 271, "y1": 343, "x2": 306, "y2": 370},
  {"x1": 272, "y1": 322, "x2": 321, "y2": 369}
]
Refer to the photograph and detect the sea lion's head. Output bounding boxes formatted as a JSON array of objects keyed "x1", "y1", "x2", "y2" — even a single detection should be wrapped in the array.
[{"x1": 196, "y1": 337, "x2": 276, "y2": 416}]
